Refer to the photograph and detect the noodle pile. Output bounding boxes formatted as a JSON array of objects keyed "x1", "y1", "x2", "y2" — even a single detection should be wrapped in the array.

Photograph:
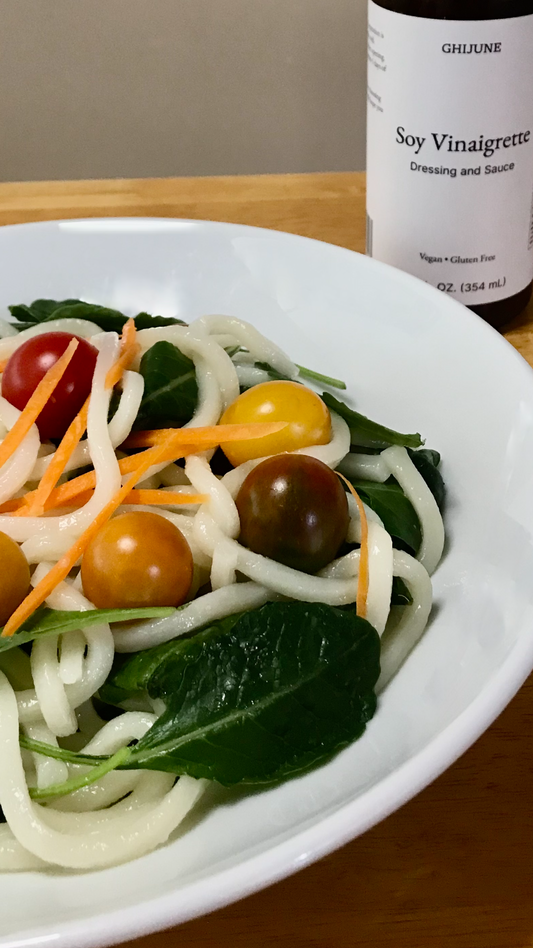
[{"x1": 0, "y1": 314, "x2": 444, "y2": 871}]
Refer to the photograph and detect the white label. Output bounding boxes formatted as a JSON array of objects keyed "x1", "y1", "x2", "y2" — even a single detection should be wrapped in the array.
[{"x1": 366, "y1": 4, "x2": 533, "y2": 305}]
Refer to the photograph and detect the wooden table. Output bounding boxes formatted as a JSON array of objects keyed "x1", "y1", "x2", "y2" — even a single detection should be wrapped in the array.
[{"x1": 2, "y1": 172, "x2": 533, "y2": 948}]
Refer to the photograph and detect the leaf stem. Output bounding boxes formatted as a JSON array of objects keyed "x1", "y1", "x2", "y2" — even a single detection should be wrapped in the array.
[
  {"x1": 20, "y1": 734, "x2": 109, "y2": 766},
  {"x1": 28, "y1": 746, "x2": 131, "y2": 801},
  {"x1": 296, "y1": 365, "x2": 346, "y2": 390}
]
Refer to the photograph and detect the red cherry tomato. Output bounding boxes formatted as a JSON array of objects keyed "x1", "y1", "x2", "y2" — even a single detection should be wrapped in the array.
[
  {"x1": 236, "y1": 454, "x2": 349, "y2": 573},
  {"x1": 1, "y1": 332, "x2": 98, "y2": 440}
]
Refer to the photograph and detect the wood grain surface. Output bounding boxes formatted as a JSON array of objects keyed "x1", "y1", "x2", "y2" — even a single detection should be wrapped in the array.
[{"x1": 2, "y1": 172, "x2": 533, "y2": 948}]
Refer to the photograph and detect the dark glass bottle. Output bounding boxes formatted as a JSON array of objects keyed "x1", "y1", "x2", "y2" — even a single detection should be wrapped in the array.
[{"x1": 366, "y1": 0, "x2": 533, "y2": 329}]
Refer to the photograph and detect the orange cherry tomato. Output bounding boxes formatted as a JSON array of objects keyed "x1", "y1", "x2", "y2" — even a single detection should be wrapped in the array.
[
  {"x1": 219, "y1": 381, "x2": 331, "y2": 467},
  {"x1": 0, "y1": 532, "x2": 30, "y2": 626},
  {"x1": 81, "y1": 511, "x2": 193, "y2": 610}
]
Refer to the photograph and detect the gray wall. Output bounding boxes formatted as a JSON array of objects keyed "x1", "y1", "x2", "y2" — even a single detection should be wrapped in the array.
[{"x1": 0, "y1": 0, "x2": 367, "y2": 182}]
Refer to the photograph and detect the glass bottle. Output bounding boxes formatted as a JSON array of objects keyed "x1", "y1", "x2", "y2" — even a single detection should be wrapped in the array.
[{"x1": 366, "y1": 0, "x2": 533, "y2": 328}]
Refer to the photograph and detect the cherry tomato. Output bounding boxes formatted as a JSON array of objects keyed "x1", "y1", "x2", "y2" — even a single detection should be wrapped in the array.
[
  {"x1": 236, "y1": 454, "x2": 349, "y2": 573},
  {"x1": 219, "y1": 381, "x2": 331, "y2": 467},
  {"x1": 81, "y1": 511, "x2": 193, "y2": 609},
  {"x1": 0, "y1": 532, "x2": 30, "y2": 626},
  {"x1": 2, "y1": 332, "x2": 98, "y2": 440}
]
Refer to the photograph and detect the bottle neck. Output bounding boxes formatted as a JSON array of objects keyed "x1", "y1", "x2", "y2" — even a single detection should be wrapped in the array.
[{"x1": 370, "y1": 0, "x2": 533, "y2": 18}]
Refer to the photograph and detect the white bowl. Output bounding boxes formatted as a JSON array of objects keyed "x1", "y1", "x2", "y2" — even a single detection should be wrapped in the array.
[{"x1": 0, "y1": 218, "x2": 532, "y2": 948}]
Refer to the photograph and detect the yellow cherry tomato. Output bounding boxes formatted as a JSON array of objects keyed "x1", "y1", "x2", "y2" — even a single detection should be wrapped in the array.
[
  {"x1": 81, "y1": 511, "x2": 193, "y2": 610},
  {"x1": 220, "y1": 381, "x2": 331, "y2": 467},
  {"x1": 0, "y1": 532, "x2": 30, "y2": 626}
]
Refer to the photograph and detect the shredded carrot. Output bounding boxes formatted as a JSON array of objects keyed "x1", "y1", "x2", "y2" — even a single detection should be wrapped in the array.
[
  {"x1": 39, "y1": 488, "x2": 94, "y2": 510},
  {"x1": 0, "y1": 359, "x2": 8, "y2": 374},
  {"x1": 2, "y1": 440, "x2": 173, "y2": 637},
  {"x1": 123, "y1": 422, "x2": 288, "y2": 450},
  {"x1": 3, "y1": 443, "x2": 185, "y2": 516},
  {"x1": 0, "y1": 339, "x2": 79, "y2": 473},
  {"x1": 72, "y1": 488, "x2": 205, "y2": 507},
  {"x1": 38, "y1": 488, "x2": 208, "y2": 509},
  {"x1": 22, "y1": 397, "x2": 90, "y2": 517},
  {"x1": 105, "y1": 318, "x2": 140, "y2": 390},
  {"x1": 121, "y1": 489, "x2": 207, "y2": 506},
  {"x1": 336, "y1": 472, "x2": 369, "y2": 619},
  {"x1": 0, "y1": 498, "x2": 21, "y2": 514},
  {"x1": 7, "y1": 445, "x2": 177, "y2": 516},
  {"x1": 121, "y1": 317, "x2": 137, "y2": 349},
  {"x1": 5, "y1": 422, "x2": 288, "y2": 516}
]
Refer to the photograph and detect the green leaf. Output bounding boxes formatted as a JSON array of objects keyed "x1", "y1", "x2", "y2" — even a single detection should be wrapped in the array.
[
  {"x1": 391, "y1": 577, "x2": 413, "y2": 606},
  {"x1": 134, "y1": 340, "x2": 198, "y2": 429},
  {"x1": 134, "y1": 312, "x2": 187, "y2": 330},
  {"x1": 322, "y1": 392, "x2": 423, "y2": 449},
  {"x1": 8, "y1": 299, "x2": 185, "y2": 333},
  {"x1": 9, "y1": 298, "x2": 83, "y2": 330},
  {"x1": 408, "y1": 448, "x2": 446, "y2": 511},
  {"x1": 253, "y1": 361, "x2": 293, "y2": 383},
  {"x1": 224, "y1": 345, "x2": 246, "y2": 359},
  {"x1": 414, "y1": 447, "x2": 440, "y2": 467},
  {"x1": 112, "y1": 601, "x2": 380, "y2": 786},
  {"x1": 345, "y1": 448, "x2": 444, "y2": 555},
  {"x1": 0, "y1": 647, "x2": 32, "y2": 689},
  {"x1": 96, "y1": 676, "x2": 137, "y2": 709},
  {"x1": 31, "y1": 302, "x2": 128, "y2": 332},
  {"x1": 0, "y1": 605, "x2": 175, "y2": 654},
  {"x1": 107, "y1": 387, "x2": 122, "y2": 424},
  {"x1": 350, "y1": 479, "x2": 422, "y2": 554},
  {"x1": 100, "y1": 611, "x2": 243, "y2": 707}
]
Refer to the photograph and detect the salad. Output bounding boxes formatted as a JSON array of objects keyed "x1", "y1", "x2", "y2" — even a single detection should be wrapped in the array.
[{"x1": 0, "y1": 299, "x2": 445, "y2": 871}]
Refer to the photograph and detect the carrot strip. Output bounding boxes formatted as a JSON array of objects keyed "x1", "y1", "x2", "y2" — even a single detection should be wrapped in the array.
[
  {"x1": 336, "y1": 472, "x2": 369, "y2": 619},
  {"x1": 4, "y1": 422, "x2": 288, "y2": 516},
  {"x1": 105, "y1": 318, "x2": 139, "y2": 390},
  {"x1": 3, "y1": 443, "x2": 183, "y2": 516},
  {"x1": 38, "y1": 488, "x2": 94, "y2": 510},
  {"x1": 123, "y1": 422, "x2": 288, "y2": 450},
  {"x1": 0, "y1": 339, "x2": 79, "y2": 474},
  {"x1": 40, "y1": 488, "x2": 207, "y2": 509},
  {"x1": 121, "y1": 489, "x2": 207, "y2": 506},
  {"x1": 0, "y1": 359, "x2": 8, "y2": 374},
  {"x1": 105, "y1": 350, "x2": 137, "y2": 390},
  {"x1": 121, "y1": 317, "x2": 137, "y2": 350},
  {"x1": 1, "y1": 422, "x2": 289, "y2": 518},
  {"x1": 0, "y1": 498, "x2": 22, "y2": 514},
  {"x1": 22, "y1": 397, "x2": 90, "y2": 517},
  {"x1": 39, "y1": 488, "x2": 206, "y2": 510},
  {"x1": 7, "y1": 443, "x2": 184, "y2": 516},
  {"x1": 2, "y1": 440, "x2": 173, "y2": 637}
]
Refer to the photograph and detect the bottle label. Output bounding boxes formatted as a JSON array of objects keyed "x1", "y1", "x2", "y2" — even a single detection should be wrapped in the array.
[{"x1": 366, "y1": 5, "x2": 533, "y2": 305}]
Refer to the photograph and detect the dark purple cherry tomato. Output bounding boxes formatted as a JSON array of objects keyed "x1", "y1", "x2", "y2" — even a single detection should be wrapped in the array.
[
  {"x1": 236, "y1": 454, "x2": 349, "y2": 573},
  {"x1": 2, "y1": 332, "x2": 98, "y2": 440}
]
